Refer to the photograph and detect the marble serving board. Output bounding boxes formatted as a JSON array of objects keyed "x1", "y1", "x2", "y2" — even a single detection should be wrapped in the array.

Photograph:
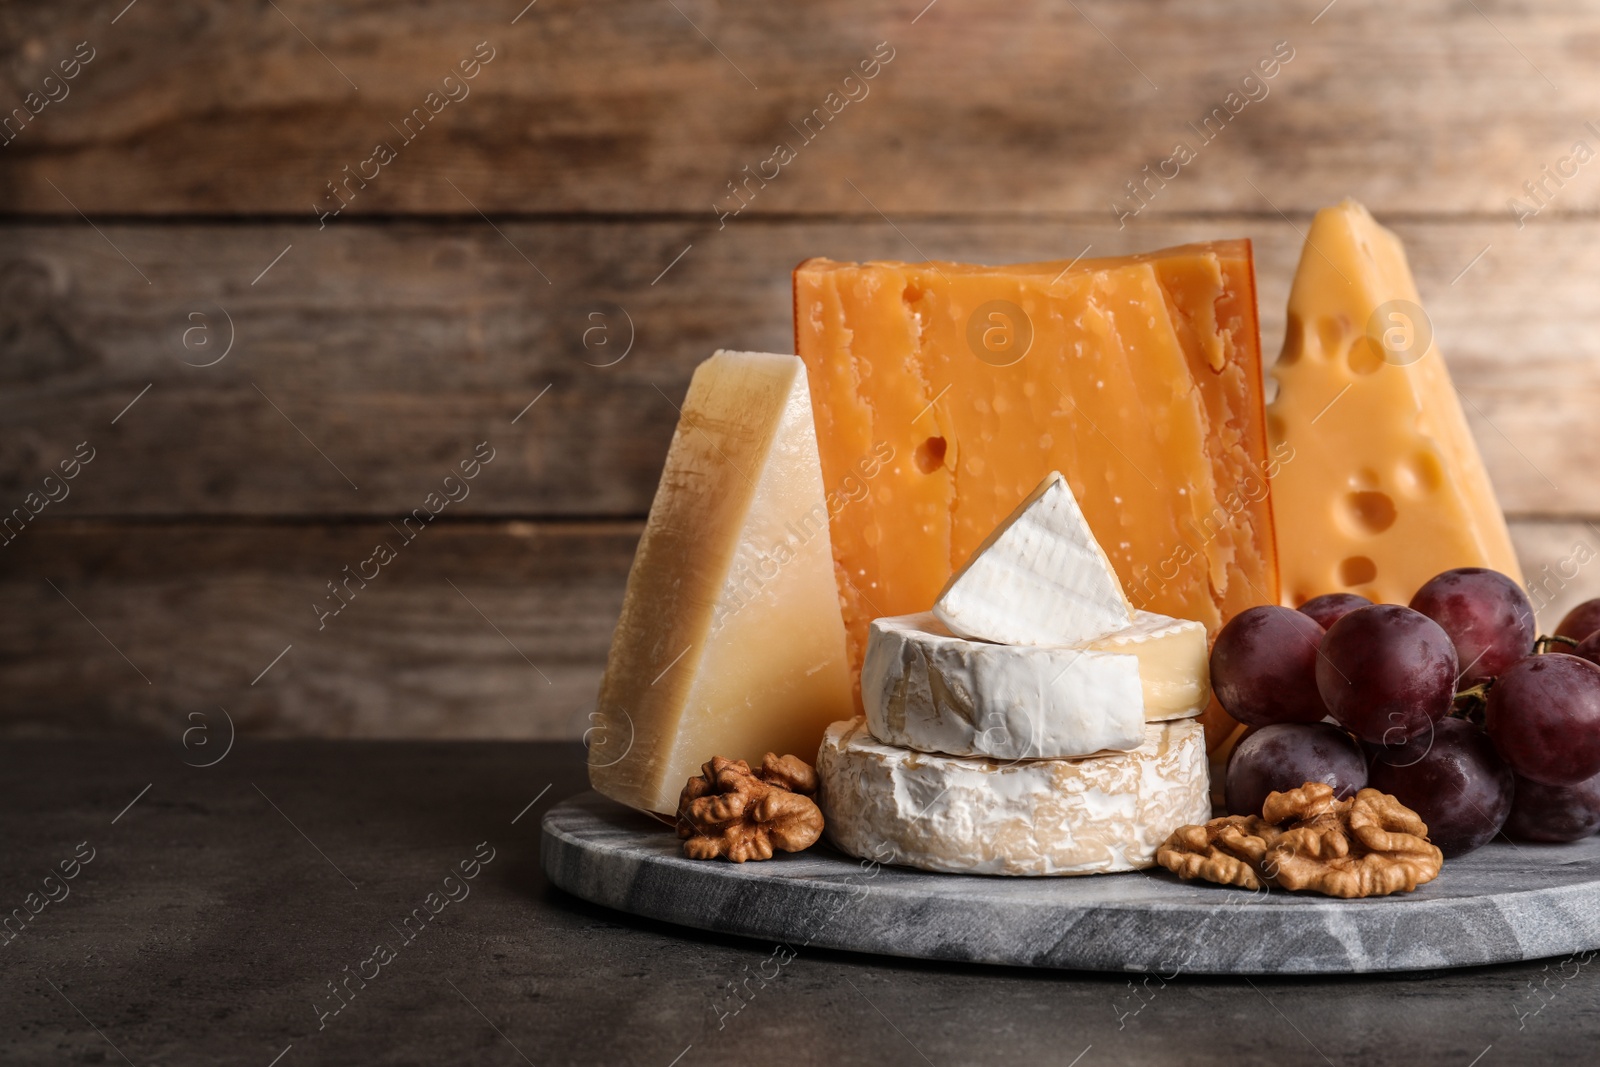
[{"x1": 542, "y1": 791, "x2": 1600, "y2": 975}]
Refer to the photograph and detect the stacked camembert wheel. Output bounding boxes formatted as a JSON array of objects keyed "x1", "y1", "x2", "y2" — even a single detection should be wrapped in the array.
[{"x1": 817, "y1": 472, "x2": 1213, "y2": 876}]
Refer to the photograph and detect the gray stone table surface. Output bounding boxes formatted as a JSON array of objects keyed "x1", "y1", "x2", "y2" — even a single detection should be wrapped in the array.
[{"x1": 3, "y1": 739, "x2": 1598, "y2": 1066}]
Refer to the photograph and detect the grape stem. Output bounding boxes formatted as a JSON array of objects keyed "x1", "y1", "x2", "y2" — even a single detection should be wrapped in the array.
[
  {"x1": 1451, "y1": 681, "x2": 1492, "y2": 726},
  {"x1": 1534, "y1": 634, "x2": 1580, "y2": 655}
]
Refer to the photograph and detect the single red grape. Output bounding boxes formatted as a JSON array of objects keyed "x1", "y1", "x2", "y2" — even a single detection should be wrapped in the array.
[
  {"x1": 1297, "y1": 592, "x2": 1372, "y2": 631},
  {"x1": 1225, "y1": 722, "x2": 1367, "y2": 817},
  {"x1": 1408, "y1": 567, "x2": 1535, "y2": 686},
  {"x1": 1485, "y1": 653, "x2": 1600, "y2": 785},
  {"x1": 1368, "y1": 718, "x2": 1513, "y2": 857},
  {"x1": 1556, "y1": 598, "x2": 1600, "y2": 642},
  {"x1": 1209, "y1": 606, "x2": 1329, "y2": 727},
  {"x1": 1504, "y1": 773, "x2": 1600, "y2": 842},
  {"x1": 1316, "y1": 604, "x2": 1458, "y2": 745}
]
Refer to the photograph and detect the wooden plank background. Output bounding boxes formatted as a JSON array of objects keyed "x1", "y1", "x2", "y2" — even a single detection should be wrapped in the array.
[{"x1": 4, "y1": 1, "x2": 1599, "y2": 737}]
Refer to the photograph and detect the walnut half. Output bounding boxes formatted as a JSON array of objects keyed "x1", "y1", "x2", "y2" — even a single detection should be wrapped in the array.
[
  {"x1": 1157, "y1": 782, "x2": 1444, "y2": 899},
  {"x1": 676, "y1": 754, "x2": 824, "y2": 862},
  {"x1": 1157, "y1": 815, "x2": 1284, "y2": 891},
  {"x1": 1265, "y1": 787, "x2": 1443, "y2": 898}
]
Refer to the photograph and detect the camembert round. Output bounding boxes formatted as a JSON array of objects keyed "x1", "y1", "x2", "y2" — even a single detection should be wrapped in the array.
[
  {"x1": 817, "y1": 717, "x2": 1211, "y2": 876},
  {"x1": 862, "y1": 612, "x2": 1146, "y2": 760}
]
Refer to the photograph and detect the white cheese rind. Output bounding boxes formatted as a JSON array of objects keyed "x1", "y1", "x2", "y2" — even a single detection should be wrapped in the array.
[
  {"x1": 817, "y1": 717, "x2": 1211, "y2": 877},
  {"x1": 861, "y1": 612, "x2": 1145, "y2": 760},
  {"x1": 933, "y1": 471, "x2": 1132, "y2": 646}
]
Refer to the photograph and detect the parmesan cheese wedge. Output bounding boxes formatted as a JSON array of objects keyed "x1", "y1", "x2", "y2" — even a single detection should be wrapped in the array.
[{"x1": 588, "y1": 351, "x2": 854, "y2": 815}]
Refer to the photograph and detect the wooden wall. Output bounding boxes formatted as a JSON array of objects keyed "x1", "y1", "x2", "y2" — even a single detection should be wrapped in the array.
[{"x1": 4, "y1": 1, "x2": 1599, "y2": 737}]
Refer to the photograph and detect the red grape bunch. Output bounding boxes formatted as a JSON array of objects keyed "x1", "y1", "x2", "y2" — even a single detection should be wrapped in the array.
[{"x1": 1210, "y1": 569, "x2": 1600, "y2": 859}]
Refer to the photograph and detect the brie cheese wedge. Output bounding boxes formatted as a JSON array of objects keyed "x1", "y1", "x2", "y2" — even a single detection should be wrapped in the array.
[{"x1": 933, "y1": 471, "x2": 1132, "y2": 646}]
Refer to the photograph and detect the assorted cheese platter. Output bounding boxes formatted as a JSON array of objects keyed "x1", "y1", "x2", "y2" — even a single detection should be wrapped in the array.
[{"x1": 541, "y1": 198, "x2": 1600, "y2": 973}]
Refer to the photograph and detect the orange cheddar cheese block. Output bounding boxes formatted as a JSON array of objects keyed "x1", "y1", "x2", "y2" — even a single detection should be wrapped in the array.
[
  {"x1": 1267, "y1": 200, "x2": 1522, "y2": 606},
  {"x1": 794, "y1": 242, "x2": 1280, "y2": 748}
]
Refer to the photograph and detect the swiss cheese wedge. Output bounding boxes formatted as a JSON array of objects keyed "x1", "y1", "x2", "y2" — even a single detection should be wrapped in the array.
[
  {"x1": 794, "y1": 243, "x2": 1279, "y2": 746},
  {"x1": 589, "y1": 351, "x2": 854, "y2": 814},
  {"x1": 1267, "y1": 200, "x2": 1522, "y2": 605}
]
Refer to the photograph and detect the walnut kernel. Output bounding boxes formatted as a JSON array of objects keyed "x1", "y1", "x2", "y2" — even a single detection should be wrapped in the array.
[
  {"x1": 1156, "y1": 782, "x2": 1444, "y2": 898},
  {"x1": 676, "y1": 754, "x2": 824, "y2": 862}
]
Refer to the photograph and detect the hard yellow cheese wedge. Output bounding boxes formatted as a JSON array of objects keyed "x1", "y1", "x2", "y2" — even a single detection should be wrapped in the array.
[
  {"x1": 589, "y1": 351, "x2": 854, "y2": 814},
  {"x1": 1267, "y1": 200, "x2": 1521, "y2": 605}
]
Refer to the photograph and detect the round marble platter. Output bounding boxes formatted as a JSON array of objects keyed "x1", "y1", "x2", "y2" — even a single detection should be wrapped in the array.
[{"x1": 542, "y1": 791, "x2": 1600, "y2": 975}]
